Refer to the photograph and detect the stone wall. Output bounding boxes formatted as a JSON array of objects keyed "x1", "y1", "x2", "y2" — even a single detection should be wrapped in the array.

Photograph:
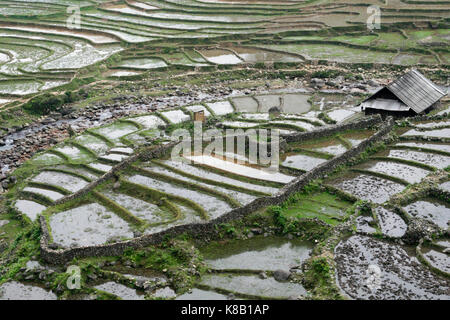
[
  {"x1": 40, "y1": 115, "x2": 394, "y2": 264},
  {"x1": 283, "y1": 115, "x2": 382, "y2": 144},
  {"x1": 278, "y1": 115, "x2": 393, "y2": 201}
]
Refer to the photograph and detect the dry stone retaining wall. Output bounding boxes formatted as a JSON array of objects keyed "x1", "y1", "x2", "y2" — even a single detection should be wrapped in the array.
[{"x1": 40, "y1": 115, "x2": 394, "y2": 264}]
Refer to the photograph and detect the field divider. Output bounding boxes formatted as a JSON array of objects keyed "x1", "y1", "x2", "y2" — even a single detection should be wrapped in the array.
[
  {"x1": 152, "y1": 160, "x2": 270, "y2": 197},
  {"x1": 27, "y1": 181, "x2": 72, "y2": 196},
  {"x1": 70, "y1": 141, "x2": 99, "y2": 158},
  {"x1": 92, "y1": 190, "x2": 145, "y2": 226},
  {"x1": 43, "y1": 168, "x2": 94, "y2": 182},
  {"x1": 389, "y1": 145, "x2": 450, "y2": 157},
  {"x1": 39, "y1": 115, "x2": 394, "y2": 264},
  {"x1": 416, "y1": 240, "x2": 450, "y2": 279},
  {"x1": 349, "y1": 168, "x2": 410, "y2": 186},
  {"x1": 119, "y1": 178, "x2": 208, "y2": 220},
  {"x1": 18, "y1": 190, "x2": 54, "y2": 206},
  {"x1": 116, "y1": 180, "x2": 184, "y2": 226},
  {"x1": 336, "y1": 134, "x2": 352, "y2": 150},
  {"x1": 196, "y1": 283, "x2": 282, "y2": 301},
  {"x1": 84, "y1": 129, "x2": 115, "y2": 147},
  {"x1": 369, "y1": 156, "x2": 437, "y2": 171},
  {"x1": 130, "y1": 165, "x2": 241, "y2": 208},
  {"x1": 286, "y1": 147, "x2": 334, "y2": 160}
]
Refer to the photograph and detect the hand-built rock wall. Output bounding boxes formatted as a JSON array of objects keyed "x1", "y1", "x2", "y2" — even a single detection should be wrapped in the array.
[{"x1": 40, "y1": 115, "x2": 395, "y2": 264}]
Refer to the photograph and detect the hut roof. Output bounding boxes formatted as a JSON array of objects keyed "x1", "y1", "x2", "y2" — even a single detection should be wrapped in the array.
[
  {"x1": 361, "y1": 69, "x2": 446, "y2": 114},
  {"x1": 386, "y1": 69, "x2": 446, "y2": 113}
]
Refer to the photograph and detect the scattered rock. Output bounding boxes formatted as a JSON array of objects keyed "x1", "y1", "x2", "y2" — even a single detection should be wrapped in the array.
[
  {"x1": 403, "y1": 218, "x2": 441, "y2": 245},
  {"x1": 268, "y1": 106, "x2": 282, "y2": 116},
  {"x1": 273, "y1": 269, "x2": 291, "y2": 282},
  {"x1": 133, "y1": 231, "x2": 142, "y2": 238},
  {"x1": 48, "y1": 243, "x2": 60, "y2": 250},
  {"x1": 87, "y1": 274, "x2": 98, "y2": 280}
]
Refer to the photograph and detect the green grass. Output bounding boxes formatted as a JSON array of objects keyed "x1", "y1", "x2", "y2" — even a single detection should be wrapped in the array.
[
  {"x1": 302, "y1": 256, "x2": 343, "y2": 300},
  {"x1": 270, "y1": 191, "x2": 354, "y2": 229},
  {"x1": 330, "y1": 35, "x2": 377, "y2": 45},
  {"x1": 0, "y1": 224, "x2": 41, "y2": 284}
]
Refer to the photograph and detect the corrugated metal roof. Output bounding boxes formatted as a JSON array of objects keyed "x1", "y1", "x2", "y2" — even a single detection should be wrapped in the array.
[
  {"x1": 387, "y1": 69, "x2": 446, "y2": 113},
  {"x1": 361, "y1": 98, "x2": 410, "y2": 111}
]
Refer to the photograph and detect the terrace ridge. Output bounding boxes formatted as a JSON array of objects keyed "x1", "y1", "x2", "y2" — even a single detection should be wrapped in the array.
[{"x1": 39, "y1": 115, "x2": 393, "y2": 264}]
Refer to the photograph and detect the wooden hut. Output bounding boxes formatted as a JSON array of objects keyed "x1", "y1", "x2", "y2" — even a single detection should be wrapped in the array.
[{"x1": 360, "y1": 69, "x2": 447, "y2": 117}]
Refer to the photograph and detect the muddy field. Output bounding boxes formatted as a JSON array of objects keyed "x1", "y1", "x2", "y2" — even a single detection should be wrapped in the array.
[
  {"x1": 0, "y1": 0, "x2": 449, "y2": 302},
  {"x1": 0, "y1": 83, "x2": 448, "y2": 300}
]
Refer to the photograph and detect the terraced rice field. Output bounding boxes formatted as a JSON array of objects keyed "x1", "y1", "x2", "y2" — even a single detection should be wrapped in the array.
[
  {"x1": 1, "y1": 90, "x2": 450, "y2": 300},
  {"x1": 0, "y1": 0, "x2": 447, "y2": 101},
  {"x1": 327, "y1": 117, "x2": 449, "y2": 233},
  {"x1": 12, "y1": 94, "x2": 366, "y2": 245},
  {"x1": 0, "y1": 0, "x2": 449, "y2": 303}
]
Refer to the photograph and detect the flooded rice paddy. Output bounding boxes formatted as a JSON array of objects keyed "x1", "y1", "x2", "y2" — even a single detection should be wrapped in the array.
[
  {"x1": 94, "y1": 282, "x2": 145, "y2": 300},
  {"x1": 282, "y1": 153, "x2": 327, "y2": 171},
  {"x1": 143, "y1": 163, "x2": 257, "y2": 205},
  {"x1": 199, "y1": 49, "x2": 243, "y2": 65},
  {"x1": 102, "y1": 190, "x2": 172, "y2": 224},
  {"x1": 206, "y1": 101, "x2": 235, "y2": 116},
  {"x1": 127, "y1": 174, "x2": 233, "y2": 219},
  {"x1": 403, "y1": 200, "x2": 450, "y2": 230},
  {"x1": 22, "y1": 187, "x2": 65, "y2": 202},
  {"x1": 0, "y1": 281, "x2": 57, "y2": 300},
  {"x1": 88, "y1": 163, "x2": 113, "y2": 173},
  {"x1": 375, "y1": 207, "x2": 407, "y2": 238},
  {"x1": 32, "y1": 171, "x2": 89, "y2": 193},
  {"x1": 202, "y1": 236, "x2": 312, "y2": 271},
  {"x1": 1, "y1": 61, "x2": 448, "y2": 302},
  {"x1": 440, "y1": 181, "x2": 450, "y2": 193},
  {"x1": 200, "y1": 274, "x2": 307, "y2": 299},
  {"x1": 160, "y1": 110, "x2": 190, "y2": 124},
  {"x1": 356, "y1": 160, "x2": 430, "y2": 184},
  {"x1": 196, "y1": 237, "x2": 311, "y2": 299},
  {"x1": 49, "y1": 203, "x2": 134, "y2": 248},
  {"x1": 402, "y1": 128, "x2": 450, "y2": 139},
  {"x1": 14, "y1": 200, "x2": 46, "y2": 221},
  {"x1": 421, "y1": 249, "x2": 450, "y2": 274},
  {"x1": 394, "y1": 142, "x2": 450, "y2": 154},
  {"x1": 74, "y1": 134, "x2": 110, "y2": 155},
  {"x1": 118, "y1": 58, "x2": 168, "y2": 69},
  {"x1": 92, "y1": 122, "x2": 138, "y2": 141},
  {"x1": 158, "y1": 160, "x2": 279, "y2": 195},
  {"x1": 386, "y1": 149, "x2": 450, "y2": 169},
  {"x1": 335, "y1": 235, "x2": 449, "y2": 300},
  {"x1": 176, "y1": 288, "x2": 228, "y2": 300},
  {"x1": 0, "y1": 0, "x2": 446, "y2": 99},
  {"x1": 331, "y1": 173, "x2": 405, "y2": 204},
  {"x1": 185, "y1": 155, "x2": 294, "y2": 184}
]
